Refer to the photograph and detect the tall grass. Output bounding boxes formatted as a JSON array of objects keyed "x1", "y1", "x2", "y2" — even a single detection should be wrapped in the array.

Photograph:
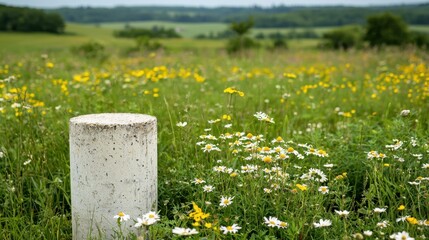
[{"x1": 0, "y1": 47, "x2": 428, "y2": 239}]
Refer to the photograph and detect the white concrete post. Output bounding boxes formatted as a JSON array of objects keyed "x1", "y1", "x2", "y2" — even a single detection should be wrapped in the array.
[{"x1": 69, "y1": 113, "x2": 157, "y2": 239}]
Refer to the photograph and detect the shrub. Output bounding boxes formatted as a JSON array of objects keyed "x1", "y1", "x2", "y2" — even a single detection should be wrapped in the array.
[
  {"x1": 135, "y1": 36, "x2": 163, "y2": 51},
  {"x1": 409, "y1": 31, "x2": 429, "y2": 49},
  {"x1": 226, "y1": 36, "x2": 259, "y2": 54},
  {"x1": 125, "y1": 37, "x2": 164, "y2": 55},
  {"x1": 71, "y1": 41, "x2": 107, "y2": 60},
  {"x1": 272, "y1": 38, "x2": 288, "y2": 49},
  {"x1": 322, "y1": 26, "x2": 363, "y2": 50}
]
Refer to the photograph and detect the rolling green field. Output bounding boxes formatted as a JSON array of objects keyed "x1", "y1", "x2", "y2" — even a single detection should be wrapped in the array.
[
  {"x1": 99, "y1": 20, "x2": 429, "y2": 38},
  {"x1": 410, "y1": 25, "x2": 429, "y2": 34},
  {"x1": 0, "y1": 23, "x2": 133, "y2": 53},
  {"x1": 100, "y1": 21, "x2": 229, "y2": 38},
  {"x1": 0, "y1": 22, "x2": 324, "y2": 53},
  {"x1": 99, "y1": 21, "x2": 334, "y2": 38},
  {"x1": 1, "y1": 21, "x2": 427, "y2": 53},
  {"x1": 0, "y1": 23, "x2": 429, "y2": 239}
]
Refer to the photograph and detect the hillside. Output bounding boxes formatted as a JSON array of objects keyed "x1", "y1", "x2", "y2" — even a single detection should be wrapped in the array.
[{"x1": 49, "y1": 4, "x2": 429, "y2": 27}]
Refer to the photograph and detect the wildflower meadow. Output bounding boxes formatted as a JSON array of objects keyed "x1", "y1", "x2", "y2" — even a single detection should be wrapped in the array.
[{"x1": 0, "y1": 47, "x2": 428, "y2": 239}]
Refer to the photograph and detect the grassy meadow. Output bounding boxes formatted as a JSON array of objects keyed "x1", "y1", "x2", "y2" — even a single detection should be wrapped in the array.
[{"x1": 0, "y1": 22, "x2": 429, "y2": 239}]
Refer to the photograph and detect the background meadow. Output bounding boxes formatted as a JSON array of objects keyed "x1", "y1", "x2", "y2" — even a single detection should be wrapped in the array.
[{"x1": 0, "y1": 17, "x2": 429, "y2": 239}]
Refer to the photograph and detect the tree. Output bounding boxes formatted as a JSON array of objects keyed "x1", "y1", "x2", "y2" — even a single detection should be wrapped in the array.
[
  {"x1": 43, "y1": 13, "x2": 65, "y2": 33},
  {"x1": 364, "y1": 13, "x2": 409, "y2": 47},
  {"x1": 0, "y1": 5, "x2": 65, "y2": 33},
  {"x1": 226, "y1": 18, "x2": 259, "y2": 54},
  {"x1": 230, "y1": 18, "x2": 254, "y2": 36}
]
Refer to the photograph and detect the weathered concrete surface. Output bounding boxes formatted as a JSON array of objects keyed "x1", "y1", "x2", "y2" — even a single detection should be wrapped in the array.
[{"x1": 69, "y1": 113, "x2": 157, "y2": 239}]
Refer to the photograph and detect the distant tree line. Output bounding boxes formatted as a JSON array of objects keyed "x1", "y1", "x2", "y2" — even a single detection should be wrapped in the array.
[
  {"x1": 50, "y1": 4, "x2": 429, "y2": 27},
  {"x1": 195, "y1": 30, "x2": 235, "y2": 39},
  {"x1": 255, "y1": 30, "x2": 319, "y2": 39},
  {"x1": 321, "y1": 13, "x2": 429, "y2": 50},
  {"x1": 0, "y1": 5, "x2": 65, "y2": 33},
  {"x1": 114, "y1": 25, "x2": 181, "y2": 38},
  {"x1": 196, "y1": 29, "x2": 319, "y2": 39}
]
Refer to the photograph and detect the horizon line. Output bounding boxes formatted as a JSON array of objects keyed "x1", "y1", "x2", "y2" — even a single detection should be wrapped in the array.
[{"x1": 2, "y1": 2, "x2": 429, "y2": 9}]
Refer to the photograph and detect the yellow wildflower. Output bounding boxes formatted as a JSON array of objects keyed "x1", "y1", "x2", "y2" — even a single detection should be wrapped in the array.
[
  {"x1": 223, "y1": 87, "x2": 245, "y2": 97},
  {"x1": 296, "y1": 184, "x2": 308, "y2": 191},
  {"x1": 406, "y1": 217, "x2": 418, "y2": 225},
  {"x1": 222, "y1": 114, "x2": 232, "y2": 120},
  {"x1": 189, "y1": 202, "x2": 210, "y2": 224},
  {"x1": 192, "y1": 222, "x2": 201, "y2": 227}
]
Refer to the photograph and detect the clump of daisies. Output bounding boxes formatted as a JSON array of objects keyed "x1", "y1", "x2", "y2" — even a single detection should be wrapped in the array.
[
  {"x1": 263, "y1": 216, "x2": 288, "y2": 228},
  {"x1": 300, "y1": 168, "x2": 328, "y2": 182},
  {"x1": 254, "y1": 112, "x2": 275, "y2": 123},
  {"x1": 334, "y1": 210, "x2": 350, "y2": 217},
  {"x1": 134, "y1": 211, "x2": 160, "y2": 227},
  {"x1": 172, "y1": 227, "x2": 199, "y2": 236},
  {"x1": 176, "y1": 122, "x2": 188, "y2": 127},
  {"x1": 313, "y1": 219, "x2": 332, "y2": 228}
]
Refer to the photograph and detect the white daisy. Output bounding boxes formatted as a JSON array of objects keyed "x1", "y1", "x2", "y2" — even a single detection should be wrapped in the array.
[
  {"x1": 313, "y1": 219, "x2": 332, "y2": 228},
  {"x1": 263, "y1": 216, "x2": 280, "y2": 227},
  {"x1": 400, "y1": 109, "x2": 410, "y2": 116},
  {"x1": 389, "y1": 231, "x2": 414, "y2": 240},
  {"x1": 203, "y1": 185, "x2": 214, "y2": 192},
  {"x1": 220, "y1": 224, "x2": 241, "y2": 234},
  {"x1": 253, "y1": 111, "x2": 275, "y2": 123},
  {"x1": 176, "y1": 122, "x2": 187, "y2": 127},
  {"x1": 142, "y1": 211, "x2": 160, "y2": 223},
  {"x1": 172, "y1": 227, "x2": 199, "y2": 236},
  {"x1": 334, "y1": 210, "x2": 350, "y2": 217},
  {"x1": 191, "y1": 178, "x2": 206, "y2": 184},
  {"x1": 318, "y1": 186, "x2": 329, "y2": 194},
  {"x1": 376, "y1": 220, "x2": 389, "y2": 228},
  {"x1": 134, "y1": 216, "x2": 157, "y2": 227},
  {"x1": 373, "y1": 207, "x2": 387, "y2": 213},
  {"x1": 219, "y1": 196, "x2": 234, "y2": 207},
  {"x1": 202, "y1": 144, "x2": 221, "y2": 152},
  {"x1": 113, "y1": 212, "x2": 130, "y2": 222}
]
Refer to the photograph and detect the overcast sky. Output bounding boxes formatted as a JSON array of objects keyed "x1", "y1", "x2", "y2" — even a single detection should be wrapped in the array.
[{"x1": 1, "y1": 0, "x2": 428, "y2": 8}]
